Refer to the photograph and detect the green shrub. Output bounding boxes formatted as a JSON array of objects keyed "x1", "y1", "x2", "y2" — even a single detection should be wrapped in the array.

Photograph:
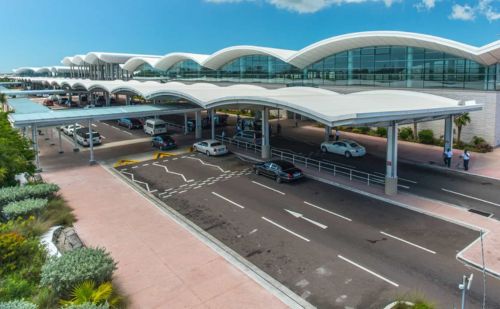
[
  {"x1": 0, "y1": 184, "x2": 59, "y2": 207},
  {"x1": 0, "y1": 232, "x2": 46, "y2": 279},
  {"x1": 376, "y1": 127, "x2": 387, "y2": 137},
  {"x1": 399, "y1": 127, "x2": 413, "y2": 141},
  {"x1": 60, "y1": 281, "x2": 121, "y2": 308},
  {"x1": 3, "y1": 199, "x2": 48, "y2": 219},
  {"x1": 418, "y1": 129, "x2": 434, "y2": 145},
  {"x1": 472, "y1": 136, "x2": 486, "y2": 145},
  {"x1": 0, "y1": 273, "x2": 35, "y2": 301},
  {"x1": 0, "y1": 300, "x2": 37, "y2": 309},
  {"x1": 65, "y1": 303, "x2": 110, "y2": 309},
  {"x1": 41, "y1": 248, "x2": 117, "y2": 295},
  {"x1": 33, "y1": 287, "x2": 58, "y2": 309}
]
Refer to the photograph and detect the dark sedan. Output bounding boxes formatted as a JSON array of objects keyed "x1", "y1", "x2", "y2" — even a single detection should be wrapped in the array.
[
  {"x1": 253, "y1": 160, "x2": 304, "y2": 183},
  {"x1": 118, "y1": 118, "x2": 143, "y2": 129},
  {"x1": 152, "y1": 134, "x2": 177, "y2": 150}
]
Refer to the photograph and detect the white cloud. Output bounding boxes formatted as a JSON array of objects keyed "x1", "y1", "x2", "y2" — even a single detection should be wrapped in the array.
[
  {"x1": 415, "y1": 0, "x2": 436, "y2": 10},
  {"x1": 478, "y1": 0, "x2": 500, "y2": 21},
  {"x1": 450, "y1": 4, "x2": 476, "y2": 20},
  {"x1": 205, "y1": 0, "x2": 401, "y2": 13}
]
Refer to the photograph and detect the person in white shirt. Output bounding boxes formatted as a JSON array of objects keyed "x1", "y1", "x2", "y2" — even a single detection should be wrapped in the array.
[
  {"x1": 335, "y1": 130, "x2": 341, "y2": 141},
  {"x1": 463, "y1": 149, "x2": 471, "y2": 171},
  {"x1": 444, "y1": 148, "x2": 453, "y2": 167}
]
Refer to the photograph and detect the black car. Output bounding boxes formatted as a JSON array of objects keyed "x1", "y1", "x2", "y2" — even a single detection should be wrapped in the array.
[
  {"x1": 117, "y1": 118, "x2": 143, "y2": 129},
  {"x1": 253, "y1": 160, "x2": 304, "y2": 183},
  {"x1": 152, "y1": 134, "x2": 177, "y2": 150}
]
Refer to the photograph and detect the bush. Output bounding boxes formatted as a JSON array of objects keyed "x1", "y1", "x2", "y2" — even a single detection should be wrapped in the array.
[
  {"x1": 60, "y1": 281, "x2": 121, "y2": 308},
  {"x1": 65, "y1": 303, "x2": 110, "y2": 309},
  {"x1": 375, "y1": 127, "x2": 387, "y2": 137},
  {"x1": 0, "y1": 300, "x2": 37, "y2": 309},
  {"x1": 41, "y1": 248, "x2": 117, "y2": 295},
  {"x1": 0, "y1": 232, "x2": 46, "y2": 279},
  {"x1": 32, "y1": 287, "x2": 58, "y2": 309},
  {"x1": 0, "y1": 184, "x2": 59, "y2": 207},
  {"x1": 471, "y1": 136, "x2": 486, "y2": 145},
  {"x1": 399, "y1": 127, "x2": 413, "y2": 141},
  {"x1": 2, "y1": 199, "x2": 48, "y2": 219},
  {"x1": 418, "y1": 130, "x2": 435, "y2": 145},
  {"x1": 0, "y1": 273, "x2": 35, "y2": 301}
]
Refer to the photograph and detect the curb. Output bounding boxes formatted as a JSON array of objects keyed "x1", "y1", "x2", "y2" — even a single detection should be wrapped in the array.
[{"x1": 102, "y1": 163, "x2": 315, "y2": 309}]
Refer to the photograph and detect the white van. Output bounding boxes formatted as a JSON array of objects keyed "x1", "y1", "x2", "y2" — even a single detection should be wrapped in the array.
[{"x1": 144, "y1": 119, "x2": 167, "y2": 135}]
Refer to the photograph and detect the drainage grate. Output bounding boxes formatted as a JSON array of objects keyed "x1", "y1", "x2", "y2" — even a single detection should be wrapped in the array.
[{"x1": 468, "y1": 208, "x2": 492, "y2": 217}]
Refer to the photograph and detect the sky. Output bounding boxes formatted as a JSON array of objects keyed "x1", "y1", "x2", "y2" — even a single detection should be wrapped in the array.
[{"x1": 0, "y1": 0, "x2": 499, "y2": 72}]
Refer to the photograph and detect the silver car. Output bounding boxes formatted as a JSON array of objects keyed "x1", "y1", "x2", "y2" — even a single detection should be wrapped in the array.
[
  {"x1": 320, "y1": 139, "x2": 366, "y2": 158},
  {"x1": 193, "y1": 139, "x2": 228, "y2": 156}
]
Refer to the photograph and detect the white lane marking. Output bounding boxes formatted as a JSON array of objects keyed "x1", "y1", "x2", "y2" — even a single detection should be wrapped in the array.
[
  {"x1": 251, "y1": 181, "x2": 285, "y2": 195},
  {"x1": 186, "y1": 157, "x2": 225, "y2": 172},
  {"x1": 142, "y1": 163, "x2": 149, "y2": 167},
  {"x1": 100, "y1": 135, "x2": 107, "y2": 139},
  {"x1": 249, "y1": 228, "x2": 258, "y2": 235},
  {"x1": 337, "y1": 255, "x2": 399, "y2": 287},
  {"x1": 163, "y1": 159, "x2": 169, "y2": 162},
  {"x1": 152, "y1": 162, "x2": 194, "y2": 182},
  {"x1": 149, "y1": 189, "x2": 158, "y2": 193},
  {"x1": 121, "y1": 130, "x2": 133, "y2": 136},
  {"x1": 212, "y1": 192, "x2": 245, "y2": 209},
  {"x1": 131, "y1": 166, "x2": 138, "y2": 169},
  {"x1": 441, "y1": 188, "x2": 500, "y2": 207},
  {"x1": 285, "y1": 209, "x2": 327, "y2": 229},
  {"x1": 180, "y1": 184, "x2": 188, "y2": 187},
  {"x1": 121, "y1": 171, "x2": 151, "y2": 192},
  {"x1": 303, "y1": 201, "x2": 352, "y2": 222},
  {"x1": 194, "y1": 185, "x2": 202, "y2": 189},
  {"x1": 398, "y1": 184, "x2": 410, "y2": 189},
  {"x1": 91, "y1": 124, "x2": 97, "y2": 127},
  {"x1": 179, "y1": 190, "x2": 187, "y2": 194},
  {"x1": 374, "y1": 172, "x2": 418, "y2": 184},
  {"x1": 380, "y1": 231, "x2": 436, "y2": 254},
  {"x1": 172, "y1": 158, "x2": 178, "y2": 160},
  {"x1": 102, "y1": 123, "x2": 110, "y2": 126},
  {"x1": 112, "y1": 126, "x2": 120, "y2": 130},
  {"x1": 262, "y1": 217, "x2": 310, "y2": 242}
]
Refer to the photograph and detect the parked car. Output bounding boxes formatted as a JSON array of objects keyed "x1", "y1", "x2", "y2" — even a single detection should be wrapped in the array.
[
  {"x1": 192, "y1": 140, "x2": 228, "y2": 156},
  {"x1": 233, "y1": 130, "x2": 262, "y2": 144},
  {"x1": 320, "y1": 139, "x2": 366, "y2": 158},
  {"x1": 152, "y1": 134, "x2": 177, "y2": 150},
  {"x1": 42, "y1": 99, "x2": 54, "y2": 106},
  {"x1": 253, "y1": 160, "x2": 304, "y2": 183},
  {"x1": 117, "y1": 118, "x2": 143, "y2": 129},
  {"x1": 144, "y1": 119, "x2": 167, "y2": 135},
  {"x1": 62, "y1": 124, "x2": 83, "y2": 136},
  {"x1": 75, "y1": 128, "x2": 102, "y2": 146}
]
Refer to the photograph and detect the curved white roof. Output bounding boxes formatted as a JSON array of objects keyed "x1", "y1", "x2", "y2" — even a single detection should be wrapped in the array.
[
  {"x1": 121, "y1": 56, "x2": 162, "y2": 72},
  {"x1": 154, "y1": 53, "x2": 210, "y2": 71},
  {"x1": 23, "y1": 77, "x2": 481, "y2": 127}
]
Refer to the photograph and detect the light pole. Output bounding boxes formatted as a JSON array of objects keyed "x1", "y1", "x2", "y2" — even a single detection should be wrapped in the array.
[{"x1": 459, "y1": 273, "x2": 473, "y2": 309}]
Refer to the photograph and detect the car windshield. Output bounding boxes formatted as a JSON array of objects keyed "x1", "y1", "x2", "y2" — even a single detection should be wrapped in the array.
[
  {"x1": 85, "y1": 132, "x2": 100, "y2": 138},
  {"x1": 276, "y1": 161, "x2": 294, "y2": 169},
  {"x1": 155, "y1": 124, "x2": 166, "y2": 129},
  {"x1": 131, "y1": 119, "x2": 141, "y2": 124},
  {"x1": 210, "y1": 142, "x2": 222, "y2": 147},
  {"x1": 350, "y1": 143, "x2": 359, "y2": 148}
]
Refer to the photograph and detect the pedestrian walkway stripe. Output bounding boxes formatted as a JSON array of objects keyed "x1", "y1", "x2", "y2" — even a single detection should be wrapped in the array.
[
  {"x1": 380, "y1": 231, "x2": 436, "y2": 254},
  {"x1": 337, "y1": 255, "x2": 399, "y2": 287},
  {"x1": 262, "y1": 217, "x2": 310, "y2": 242},
  {"x1": 441, "y1": 188, "x2": 500, "y2": 207}
]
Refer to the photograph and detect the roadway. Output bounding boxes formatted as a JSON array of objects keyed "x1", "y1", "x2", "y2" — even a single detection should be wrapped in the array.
[{"x1": 116, "y1": 153, "x2": 500, "y2": 308}]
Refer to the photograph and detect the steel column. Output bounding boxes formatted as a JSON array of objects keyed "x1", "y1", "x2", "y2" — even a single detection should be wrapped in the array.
[{"x1": 385, "y1": 122, "x2": 398, "y2": 195}]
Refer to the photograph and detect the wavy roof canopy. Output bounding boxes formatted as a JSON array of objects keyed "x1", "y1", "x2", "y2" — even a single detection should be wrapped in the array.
[
  {"x1": 19, "y1": 77, "x2": 481, "y2": 127},
  {"x1": 154, "y1": 53, "x2": 210, "y2": 71},
  {"x1": 121, "y1": 56, "x2": 162, "y2": 72}
]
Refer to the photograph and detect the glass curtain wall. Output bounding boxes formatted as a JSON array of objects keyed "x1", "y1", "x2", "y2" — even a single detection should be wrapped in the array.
[{"x1": 133, "y1": 63, "x2": 166, "y2": 78}]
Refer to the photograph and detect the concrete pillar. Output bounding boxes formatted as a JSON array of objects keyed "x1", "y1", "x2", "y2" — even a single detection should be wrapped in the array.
[
  {"x1": 88, "y1": 119, "x2": 96, "y2": 165},
  {"x1": 210, "y1": 108, "x2": 216, "y2": 140},
  {"x1": 385, "y1": 122, "x2": 398, "y2": 195},
  {"x1": 58, "y1": 129, "x2": 64, "y2": 154},
  {"x1": 73, "y1": 122, "x2": 79, "y2": 152},
  {"x1": 126, "y1": 95, "x2": 130, "y2": 106},
  {"x1": 105, "y1": 92, "x2": 110, "y2": 106},
  {"x1": 184, "y1": 113, "x2": 188, "y2": 135},
  {"x1": 32, "y1": 124, "x2": 41, "y2": 172},
  {"x1": 195, "y1": 111, "x2": 202, "y2": 139},
  {"x1": 324, "y1": 125, "x2": 331, "y2": 142},
  {"x1": 444, "y1": 115, "x2": 453, "y2": 153},
  {"x1": 261, "y1": 107, "x2": 271, "y2": 159}
]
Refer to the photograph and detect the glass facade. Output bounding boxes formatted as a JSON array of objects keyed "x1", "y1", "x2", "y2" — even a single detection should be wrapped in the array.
[{"x1": 131, "y1": 47, "x2": 500, "y2": 91}]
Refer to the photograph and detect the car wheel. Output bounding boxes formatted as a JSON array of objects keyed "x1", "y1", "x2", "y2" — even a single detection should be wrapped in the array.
[
  {"x1": 276, "y1": 176, "x2": 282, "y2": 184},
  {"x1": 206, "y1": 150, "x2": 210, "y2": 156},
  {"x1": 321, "y1": 146, "x2": 327, "y2": 153},
  {"x1": 345, "y1": 151, "x2": 352, "y2": 158},
  {"x1": 254, "y1": 168, "x2": 259, "y2": 175}
]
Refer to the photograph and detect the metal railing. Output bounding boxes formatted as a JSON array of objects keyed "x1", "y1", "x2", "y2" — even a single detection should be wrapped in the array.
[{"x1": 216, "y1": 135, "x2": 385, "y2": 187}]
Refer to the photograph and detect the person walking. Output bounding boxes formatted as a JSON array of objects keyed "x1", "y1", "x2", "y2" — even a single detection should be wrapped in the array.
[
  {"x1": 463, "y1": 149, "x2": 471, "y2": 171},
  {"x1": 444, "y1": 148, "x2": 453, "y2": 168},
  {"x1": 277, "y1": 123, "x2": 281, "y2": 135},
  {"x1": 335, "y1": 129, "x2": 341, "y2": 141}
]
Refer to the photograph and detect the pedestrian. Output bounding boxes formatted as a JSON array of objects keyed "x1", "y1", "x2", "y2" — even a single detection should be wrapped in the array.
[
  {"x1": 277, "y1": 123, "x2": 281, "y2": 135},
  {"x1": 236, "y1": 114, "x2": 241, "y2": 124},
  {"x1": 444, "y1": 148, "x2": 453, "y2": 168},
  {"x1": 221, "y1": 129, "x2": 226, "y2": 143},
  {"x1": 295, "y1": 119, "x2": 298, "y2": 127},
  {"x1": 335, "y1": 129, "x2": 341, "y2": 141},
  {"x1": 463, "y1": 149, "x2": 471, "y2": 171},
  {"x1": 269, "y1": 124, "x2": 272, "y2": 136}
]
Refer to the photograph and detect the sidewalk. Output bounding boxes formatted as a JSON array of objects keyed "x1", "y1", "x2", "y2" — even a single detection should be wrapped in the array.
[
  {"x1": 271, "y1": 118, "x2": 500, "y2": 180},
  {"x1": 229, "y1": 145, "x2": 500, "y2": 278},
  {"x1": 36, "y1": 133, "x2": 290, "y2": 309}
]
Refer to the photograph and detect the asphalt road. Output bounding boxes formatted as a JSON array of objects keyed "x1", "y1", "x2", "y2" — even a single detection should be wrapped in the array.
[{"x1": 116, "y1": 153, "x2": 500, "y2": 309}]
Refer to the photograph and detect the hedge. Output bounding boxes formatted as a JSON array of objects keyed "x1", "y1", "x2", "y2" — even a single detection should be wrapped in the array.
[
  {"x1": 65, "y1": 303, "x2": 110, "y2": 309},
  {"x1": 2, "y1": 199, "x2": 48, "y2": 219},
  {"x1": 40, "y1": 247, "x2": 117, "y2": 295},
  {"x1": 0, "y1": 184, "x2": 59, "y2": 207},
  {"x1": 0, "y1": 300, "x2": 37, "y2": 309}
]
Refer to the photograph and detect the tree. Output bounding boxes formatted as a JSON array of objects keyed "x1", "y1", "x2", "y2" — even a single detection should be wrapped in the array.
[
  {"x1": 0, "y1": 112, "x2": 36, "y2": 187},
  {"x1": 0, "y1": 93, "x2": 6, "y2": 112},
  {"x1": 453, "y1": 113, "x2": 471, "y2": 145}
]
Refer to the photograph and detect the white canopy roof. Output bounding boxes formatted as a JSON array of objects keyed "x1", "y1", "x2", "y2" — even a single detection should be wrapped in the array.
[{"x1": 21, "y1": 77, "x2": 482, "y2": 127}]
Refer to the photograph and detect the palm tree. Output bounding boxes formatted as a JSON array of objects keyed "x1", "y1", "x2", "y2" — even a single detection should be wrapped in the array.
[
  {"x1": 0, "y1": 93, "x2": 6, "y2": 112},
  {"x1": 454, "y1": 113, "x2": 471, "y2": 145}
]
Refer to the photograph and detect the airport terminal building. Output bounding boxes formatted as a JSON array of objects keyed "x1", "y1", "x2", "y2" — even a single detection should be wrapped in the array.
[{"x1": 12, "y1": 31, "x2": 500, "y2": 146}]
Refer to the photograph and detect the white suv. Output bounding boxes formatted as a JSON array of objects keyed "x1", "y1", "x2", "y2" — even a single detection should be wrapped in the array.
[{"x1": 62, "y1": 124, "x2": 83, "y2": 136}]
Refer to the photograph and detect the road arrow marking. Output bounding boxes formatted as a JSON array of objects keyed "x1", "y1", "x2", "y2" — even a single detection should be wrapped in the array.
[{"x1": 285, "y1": 209, "x2": 328, "y2": 229}]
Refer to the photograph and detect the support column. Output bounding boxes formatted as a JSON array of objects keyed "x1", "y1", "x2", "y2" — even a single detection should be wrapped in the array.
[
  {"x1": 261, "y1": 107, "x2": 271, "y2": 159},
  {"x1": 73, "y1": 122, "x2": 79, "y2": 152},
  {"x1": 58, "y1": 129, "x2": 64, "y2": 154},
  {"x1": 105, "y1": 92, "x2": 110, "y2": 106},
  {"x1": 88, "y1": 120, "x2": 96, "y2": 165},
  {"x1": 444, "y1": 115, "x2": 453, "y2": 153},
  {"x1": 184, "y1": 113, "x2": 188, "y2": 135},
  {"x1": 32, "y1": 124, "x2": 41, "y2": 172},
  {"x1": 210, "y1": 108, "x2": 215, "y2": 140},
  {"x1": 385, "y1": 122, "x2": 398, "y2": 195},
  {"x1": 195, "y1": 111, "x2": 202, "y2": 139},
  {"x1": 324, "y1": 125, "x2": 331, "y2": 142}
]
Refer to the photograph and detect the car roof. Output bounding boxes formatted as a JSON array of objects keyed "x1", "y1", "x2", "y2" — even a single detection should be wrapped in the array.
[{"x1": 202, "y1": 139, "x2": 219, "y2": 143}]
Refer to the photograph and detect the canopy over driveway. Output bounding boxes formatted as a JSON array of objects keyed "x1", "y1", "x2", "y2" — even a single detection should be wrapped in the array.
[{"x1": 13, "y1": 77, "x2": 482, "y2": 195}]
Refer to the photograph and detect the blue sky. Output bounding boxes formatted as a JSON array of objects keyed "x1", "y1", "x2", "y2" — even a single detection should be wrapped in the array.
[{"x1": 1, "y1": 0, "x2": 498, "y2": 72}]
